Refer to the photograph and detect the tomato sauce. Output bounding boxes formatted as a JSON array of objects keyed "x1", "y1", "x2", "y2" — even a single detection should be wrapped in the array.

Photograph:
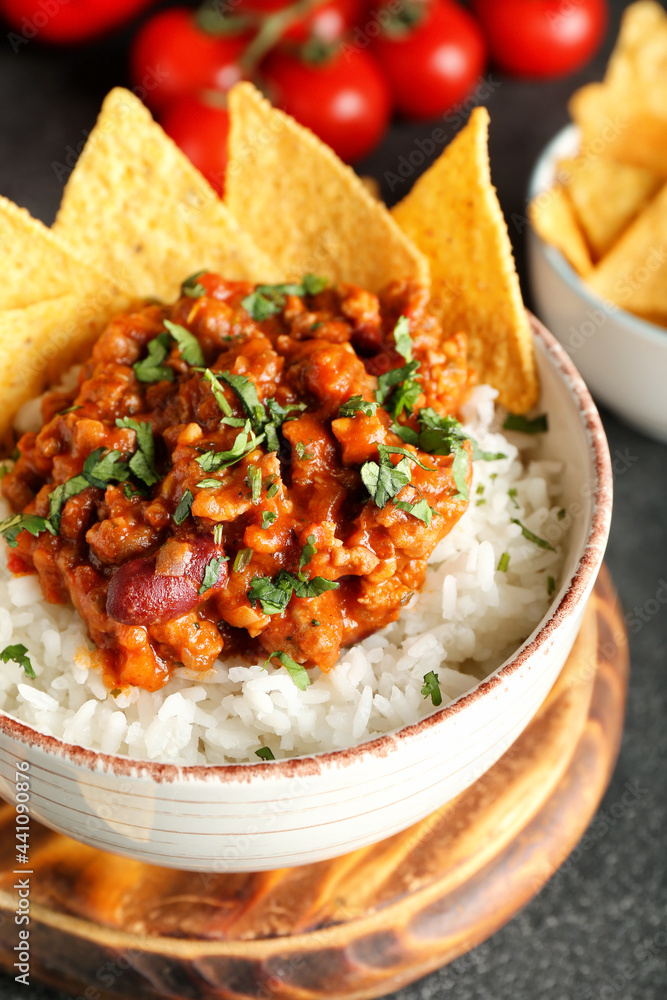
[{"x1": 2, "y1": 275, "x2": 474, "y2": 690}]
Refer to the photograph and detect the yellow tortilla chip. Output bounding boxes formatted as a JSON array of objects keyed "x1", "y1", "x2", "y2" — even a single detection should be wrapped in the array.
[
  {"x1": 225, "y1": 82, "x2": 429, "y2": 293},
  {"x1": 0, "y1": 195, "x2": 115, "y2": 310},
  {"x1": 53, "y1": 87, "x2": 278, "y2": 303},
  {"x1": 0, "y1": 288, "x2": 131, "y2": 438},
  {"x1": 570, "y1": 83, "x2": 667, "y2": 178},
  {"x1": 530, "y1": 182, "x2": 593, "y2": 276},
  {"x1": 392, "y1": 107, "x2": 538, "y2": 414},
  {"x1": 587, "y1": 182, "x2": 667, "y2": 325},
  {"x1": 604, "y1": 1, "x2": 667, "y2": 120},
  {"x1": 557, "y1": 156, "x2": 662, "y2": 261}
]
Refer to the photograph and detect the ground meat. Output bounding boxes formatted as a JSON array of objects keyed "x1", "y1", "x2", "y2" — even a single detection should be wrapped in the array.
[{"x1": 1, "y1": 274, "x2": 475, "y2": 690}]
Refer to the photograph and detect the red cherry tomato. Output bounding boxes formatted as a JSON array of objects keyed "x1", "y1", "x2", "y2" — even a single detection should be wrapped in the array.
[
  {"x1": 0, "y1": 0, "x2": 155, "y2": 43},
  {"x1": 161, "y1": 94, "x2": 229, "y2": 196},
  {"x1": 371, "y1": 0, "x2": 487, "y2": 120},
  {"x1": 130, "y1": 8, "x2": 250, "y2": 111},
  {"x1": 285, "y1": 0, "x2": 364, "y2": 43},
  {"x1": 263, "y1": 47, "x2": 391, "y2": 162},
  {"x1": 472, "y1": 0, "x2": 608, "y2": 78}
]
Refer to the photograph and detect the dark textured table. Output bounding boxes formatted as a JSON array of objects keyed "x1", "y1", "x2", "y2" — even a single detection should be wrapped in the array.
[{"x1": 0, "y1": 1, "x2": 665, "y2": 997}]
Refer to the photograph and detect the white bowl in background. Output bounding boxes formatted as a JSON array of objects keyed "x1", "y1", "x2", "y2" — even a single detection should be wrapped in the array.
[
  {"x1": 528, "y1": 124, "x2": 667, "y2": 443},
  {"x1": 0, "y1": 317, "x2": 612, "y2": 872}
]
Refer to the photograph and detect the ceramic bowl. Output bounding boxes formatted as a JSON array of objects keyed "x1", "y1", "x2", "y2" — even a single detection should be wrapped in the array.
[
  {"x1": 528, "y1": 124, "x2": 667, "y2": 443},
  {"x1": 0, "y1": 317, "x2": 612, "y2": 872}
]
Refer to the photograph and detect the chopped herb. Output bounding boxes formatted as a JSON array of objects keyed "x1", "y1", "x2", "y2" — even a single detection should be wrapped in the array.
[
  {"x1": 0, "y1": 643, "x2": 35, "y2": 679},
  {"x1": 115, "y1": 418, "x2": 159, "y2": 487},
  {"x1": 242, "y1": 276, "x2": 327, "y2": 321},
  {"x1": 298, "y1": 534, "x2": 317, "y2": 580},
  {"x1": 233, "y1": 548, "x2": 253, "y2": 572},
  {"x1": 393, "y1": 497, "x2": 437, "y2": 525},
  {"x1": 292, "y1": 576, "x2": 339, "y2": 599},
  {"x1": 476, "y1": 484, "x2": 485, "y2": 495},
  {"x1": 219, "y1": 372, "x2": 265, "y2": 432},
  {"x1": 248, "y1": 569, "x2": 339, "y2": 615},
  {"x1": 197, "y1": 478, "x2": 223, "y2": 488},
  {"x1": 294, "y1": 442, "x2": 312, "y2": 460},
  {"x1": 264, "y1": 650, "x2": 311, "y2": 690},
  {"x1": 503, "y1": 413, "x2": 549, "y2": 435},
  {"x1": 511, "y1": 518, "x2": 556, "y2": 551},
  {"x1": 109, "y1": 688, "x2": 122, "y2": 698},
  {"x1": 361, "y1": 455, "x2": 412, "y2": 509},
  {"x1": 508, "y1": 488, "x2": 520, "y2": 509},
  {"x1": 310, "y1": 321, "x2": 323, "y2": 331},
  {"x1": 393, "y1": 315, "x2": 412, "y2": 362},
  {"x1": 196, "y1": 421, "x2": 263, "y2": 472},
  {"x1": 181, "y1": 269, "x2": 207, "y2": 298},
  {"x1": 203, "y1": 368, "x2": 233, "y2": 417},
  {"x1": 173, "y1": 489, "x2": 193, "y2": 525},
  {"x1": 266, "y1": 481, "x2": 279, "y2": 499},
  {"x1": 255, "y1": 746, "x2": 275, "y2": 761},
  {"x1": 261, "y1": 511, "x2": 277, "y2": 529},
  {"x1": 0, "y1": 463, "x2": 9, "y2": 480},
  {"x1": 133, "y1": 332, "x2": 174, "y2": 383},
  {"x1": 311, "y1": 619, "x2": 320, "y2": 626},
  {"x1": 163, "y1": 319, "x2": 204, "y2": 367},
  {"x1": 301, "y1": 273, "x2": 328, "y2": 295},
  {"x1": 558, "y1": 508, "x2": 567, "y2": 520},
  {"x1": 198, "y1": 555, "x2": 224, "y2": 595},
  {"x1": 213, "y1": 524, "x2": 224, "y2": 545},
  {"x1": 377, "y1": 444, "x2": 434, "y2": 472},
  {"x1": 58, "y1": 404, "x2": 82, "y2": 415},
  {"x1": 48, "y1": 474, "x2": 89, "y2": 532},
  {"x1": 122, "y1": 482, "x2": 143, "y2": 500},
  {"x1": 247, "y1": 465, "x2": 262, "y2": 505},
  {"x1": 338, "y1": 396, "x2": 378, "y2": 418},
  {"x1": 83, "y1": 448, "x2": 130, "y2": 489},
  {"x1": 375, "y1": 359, "x2": 421, "y2": 410},
  {"x1": 266, "y1": 398, "x2": 307, "y2": 430},
  {"x1": 391, "y1": 422, "x2": 419, "y2": 446},
  {"x1": 548, "y1": 575, "x2": 556, "y2": 596},
  {"x1": 497, "y1": 552, "x2": 510, "y2": 572},
  {"x1": 421, "y1": 671, "x2": 442, "y2": 707},
  {"x1": 476, "y1": 498, "x2": 486, "y2": 506}
]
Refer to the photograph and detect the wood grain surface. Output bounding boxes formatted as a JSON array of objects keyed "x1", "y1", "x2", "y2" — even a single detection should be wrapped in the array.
[{"x1": 0, "y1": 566, "x2": 628, "y2": 1000}]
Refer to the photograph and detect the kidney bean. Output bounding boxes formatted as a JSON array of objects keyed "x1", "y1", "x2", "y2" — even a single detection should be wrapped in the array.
[{"x1": 107, "y1": 535, "x2": 227, "y2": 626}]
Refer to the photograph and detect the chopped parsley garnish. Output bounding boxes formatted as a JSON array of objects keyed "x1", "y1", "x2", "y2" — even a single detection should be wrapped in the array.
[
  {"x1": 58, "y1": 404, "x2": 83, "y2": 416},
  {"x1": 163, "y1": 320, "x2": 205, "y2": 367},
  {"x1": 48, "y1": 474, "x2": 89, "y2": 532},
  {"x1": 199, "y1": 555, "x2": 225, "y2": 596},
  {"x1": 294, "y1": 442, "x2": 312, "y2": 460},
  {"x1": 115, "y1": 418, "x2": 159, "y2": 487},
  {"x1": 508, "y1": 488, "x2": 520, "y2": 509},
  {"x1": 173, "y1": 489, "x2": 194, "y2": 525},
  {"x1": 133, "y1": 332, "x2": 174, "y2": 383},
  {"x1": 261, "y1": 511, "x2": 277, "y2": 529},
  {"x1": 0, "y1": 513, "x2": 55, "y2": 549},
  {"x1": 181, "y1": 269, "x2": 207, "y2": 298},
  {"x1": 248, "y1": 569, "x2": 339, "y2": 615},
  {"x1": 247, "y1": 465, "x2": 262, "y2": 505},
  {"x1": 476, "y1": 484, "x2": 485, "y2": 495},
  {"x1": 394, "y1": 497, "x2": 437, "y2": 525},
  {"x1": 255, "y1": 746, "x2": 275, "y2": 761},
  {"x1": 196, "y1": 421, "x2": 263, "y2": 472},
  {"x1": 548, "y1": 575, "x2": 556, "y2": 596},
  {"x1": 376, "y1": 359, "x2": 421, "y2": 416},
  {"x1": 241, "y1": 275, "x2": 327, "y2": 321},
  {"x1": 197, "y1": 478, "x2": 223, "y2": 488},
  {"x1": 264, "y1": 650, "x2": 311, "y2": 690},
  {"x1": 338, "y1": 396, "x2": 378, "y2": 418},
  {"x1": 298, "y1": 534, "x2": 317, "y2": 580},
  {"x1": 311, "y1": 619, "x2": 320, "y2": 626},
  {"x1": 219, "y1": 372, "x2": 265, "y2": 433},
  {"x1": 83, "y1": 448, "x2": 130, "y2": 489},
  {"x1": 497, "y1": 552, "x2": 510, "y2": 572},
  {"x1": 213, "y1": 524, "x2": 223, "y2": 545},
  {"x1": 503, "y1": 413, "x2": 549, "y2": 435},
  {"x1": 266, "y1": 398, "x2": 307, "y2": 429},
  {"x1": 266, "y1": 481, "x2": 279, "y2": 499},
  {"x1": 203, "y1": 368, "x2": 234, "y2": 418},
  {"x1": 421, "y1": 671, "x2": 442, "y2": 707},
  {"x1": 361, "y1": 455, "x2": 412, "y2": 509},
  {"x1": 393, "y1": 315, "x2": 412, "y2": 362},
  {"x1": 233, "y1": 547, "x2": 253, "y2": 572},
  {"x1": 0, "y1": 643, "x2": 35, "y2": 679},
  {"x1": 476, "y1": 499, "x2": 486, "y2": 506},
  {"x1": 511, "y1": 518, "x2": 556, "y2": 551}
]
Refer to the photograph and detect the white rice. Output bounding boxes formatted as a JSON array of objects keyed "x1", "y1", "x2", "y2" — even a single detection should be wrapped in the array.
[{"x1": 0, "y1": 386, "x2": 569, "y2": 764}]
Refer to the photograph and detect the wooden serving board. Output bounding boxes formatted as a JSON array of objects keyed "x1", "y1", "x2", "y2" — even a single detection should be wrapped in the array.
[{"x1": 0, "y1": 566, "x2": 628, "y2": 1000}]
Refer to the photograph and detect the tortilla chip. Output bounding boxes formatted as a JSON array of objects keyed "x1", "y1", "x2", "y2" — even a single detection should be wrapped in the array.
[
  {"x1": 0, "y1": 195, "x2": 117, "y2": 311},
  {"x1": 224, "y1": 82, "x2": 429, "y2": 293},
  {"x1": 0, "y1": 288, "x2": 131, "y2": 438},
  {"x1": 604, "y1": 1, "x2": 667, "y2": 121},
  {"x1": 556, "y1": 156, "x2": 662, "y2": 261},
  {"x1": 530, "y1": 182, "x2": 593, "y2": 277},
  {"x1": 587, "y1": 182, "x2": 667, "y2": 325},
  {"x1": 392, "y1": 108, "x2": 538, "y2": 413},
  {"x1": 53, "y1": 88, "x2": 278, "y2": 303}
]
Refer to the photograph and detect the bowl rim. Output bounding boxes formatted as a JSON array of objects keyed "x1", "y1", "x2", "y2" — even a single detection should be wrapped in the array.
[
  {"x1": 0, "y1": 315, "x2": 613, "y2": 783},
  {"x1": 528, "y1": 122, "x2": 667, "y2": 349}
]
